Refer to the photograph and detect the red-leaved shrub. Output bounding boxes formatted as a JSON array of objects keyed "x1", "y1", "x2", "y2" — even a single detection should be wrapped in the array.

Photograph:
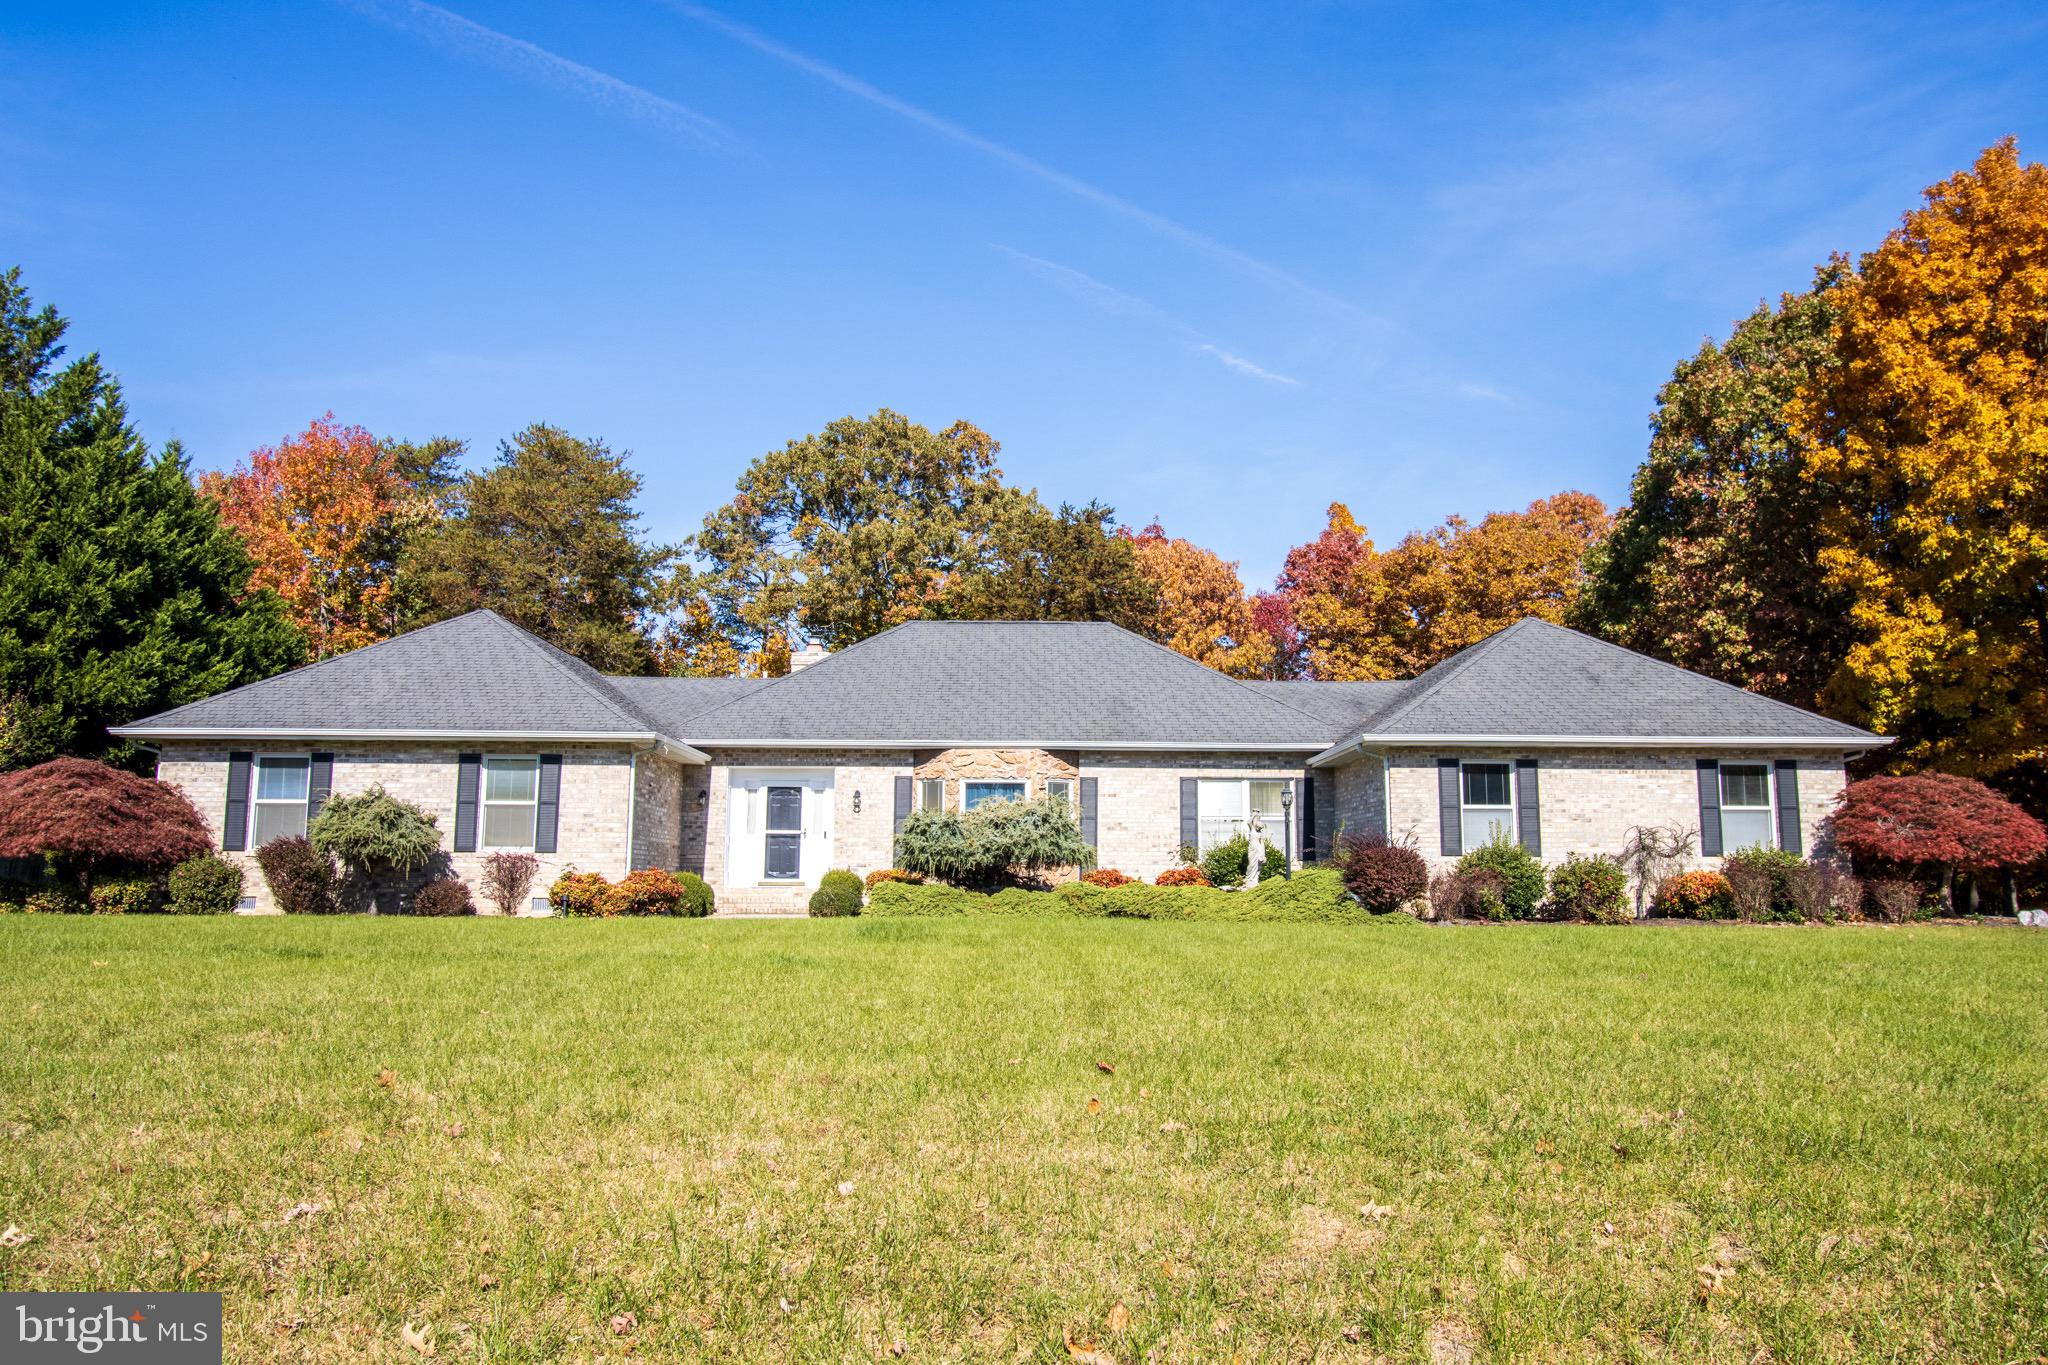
[
  {"x1": 1653, "y1": 870, "x2": 1733, "y2": 919},
  {"x1": 1156, "y1": 866, "x2": 1210, "y2": 887},
  {"x1": 0, "y1": 758, "x2": 211, "y2": 878},
  {"x1": 601, "y1": 869, "x2": 688, "y2": 916},
  {"x1": 1834, "y1": 774, "x2": 2047, "y2": 874},
  {"x1": 479, "y1": 852, "x2": 540, "y2": 916},
  {"x1": 1332, "y1": 834, "x2": 1428, "y2": 914},
  {"x1": 1081, "y1": 868, "x2": 1135, "y2": 887},
  {"x1": 865, "y1": 867, "x2": 923, "y2": 890},
  {"x1": 412, "y1": 878, "x2": 475, "y2": 917}
]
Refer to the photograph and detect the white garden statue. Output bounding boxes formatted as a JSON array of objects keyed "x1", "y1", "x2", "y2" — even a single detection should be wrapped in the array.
[{"x1": 1244, "y1": 808, "x2": 1267, "y2": 889}]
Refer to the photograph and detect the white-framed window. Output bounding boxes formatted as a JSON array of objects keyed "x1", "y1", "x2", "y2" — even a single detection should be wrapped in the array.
[
  {"x1": 1195, "y1": 778, "x2": 1291, "y2": 855},
  {"x1": 964, "y1": 780, "x2": 1026, "y2": 810},
  {"x1": 1720, "y1": 762, "x2": 1774, "y2": 852},
  {"x1": 915, "y1": 778, "x2": 946, "y2": 812},
  {"x1": 1460, "y1": 762, "x2": 1515, "y2": 851},
  {"x1": 249, "y1": 755, "x2": 311, "y2": 847},
  {"x1": 482, "y1": 756, "x2": 540, "y2": 850},
  {"x1": 1046, "y1": 777, "x2": 1075, "y2": 811}
]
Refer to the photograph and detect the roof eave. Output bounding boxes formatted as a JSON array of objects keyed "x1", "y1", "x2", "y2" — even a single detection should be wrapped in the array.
[
  {"x1": 683, "y1": 737, "x2": 1334, "y2": 753},
  {"x1": 1308, "y1": 732, "x2": 1890, "y2": 767},
  {"x1": 110, "y1": 725, "x2": 711, "y2": 764}
]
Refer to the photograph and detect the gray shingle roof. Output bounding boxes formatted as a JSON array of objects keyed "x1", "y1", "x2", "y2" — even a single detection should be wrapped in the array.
[
  {"x1": 606, "y1": 677, "x2": 771, "y2": 732},
  {"x1": 676, "y1": 620, "x2": 1336, "y2": 747},
  {"x1": 113, "y1": 610, "x2": 671, "y2": 739},
  {"x1": 1240, "y1": 680, "x2": 1409, "y2": 730},
  {"x1": 1327, "y1": 618, "x2": 1880, "y2": 748}
]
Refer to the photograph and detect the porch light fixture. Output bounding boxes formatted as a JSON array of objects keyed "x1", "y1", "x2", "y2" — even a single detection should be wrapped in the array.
[{"x1": 853, "y1": 789, "x2": 862, "y2": 813}]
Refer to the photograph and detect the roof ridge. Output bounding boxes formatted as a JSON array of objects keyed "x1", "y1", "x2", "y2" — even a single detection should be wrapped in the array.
[
  {"x1": 1344, "y1": 619, "x2": 1534, "y2": 740},
  {"x1": 484, "y1": 614, "x2": 663, "y2": 734},
  {"x1": 129, "y1": 610, "x2": 491, "y2": 727},
  {"x1": 1059, "y1": 620, "x2": 1348, "y2": 729},
  {"x1": 1510, "y1": 619, "x2": 1876, "y2": 737}
]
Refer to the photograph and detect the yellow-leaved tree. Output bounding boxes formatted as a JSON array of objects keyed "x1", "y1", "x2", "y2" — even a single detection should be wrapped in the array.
[{"x1": 1789, "y1": 138, "x2": 2048, "y2": 780}]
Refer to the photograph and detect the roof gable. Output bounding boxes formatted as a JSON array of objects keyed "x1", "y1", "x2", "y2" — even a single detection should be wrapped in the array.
[{"x1": 114, "y1": 611, "x2": 669, "y2": 739}]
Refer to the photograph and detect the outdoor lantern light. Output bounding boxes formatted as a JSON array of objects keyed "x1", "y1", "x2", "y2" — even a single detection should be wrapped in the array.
[
  {"x1": 1280, "y1": 785, "x2": 1294, "y2": 811},
  {"x1": 853, "y1": 789, "x2": 862, "y2": 813}
]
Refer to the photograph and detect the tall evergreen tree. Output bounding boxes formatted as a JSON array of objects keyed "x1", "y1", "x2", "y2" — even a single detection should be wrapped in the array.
[
  {"x1": 0, "y1": 267, "x2": 304, "y2": 769},
  {"x1": 403, "y1": 424, "x2": 670, "y2": 673}
]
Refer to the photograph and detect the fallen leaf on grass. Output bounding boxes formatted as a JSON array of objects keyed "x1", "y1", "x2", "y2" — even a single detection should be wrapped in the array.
[
  {"x1": 1086, "y1": 1097, "x2": 1102, "y2": 1115},
  {"x1": 1006, "y1": 1058, "x2": 1022, "y2": 1066},
  {"x1": 1159, "y1": 1257, "x2": 1180, "y2": 1280},
  {"x1": 1106, "y1": 1302, "x2": 1130, "y2": 1333},
  {"x1": 401, "y1": 1322, "x2": 434, "y2": 1356},
  {"x1": 1600, "y1": 1221, "x2": 1616, "y2": 1237},
  {"x1": 1095, "y1": 1060, "x2": 1116, "y2": 1074},
  {"x1": 0, "y1": 1225, "x2": 30, "y2": 1248},
  {"x1": 1342, "y1": 1325, "x2": 1362, "y2": 1343},
  {"x1": 477, "y1": 1273, "x2": 499, "y2": 1291},
  {"x1": 610, "y1": 1312, "x2": 637, "y2": 1336},
  {"x1": 1359, "y1": 1201, "x2": 1396, "y2": 1220},
  {"x1": 778, "y1": 1297, "x2": 796, "y2": 1314},
  {"x1": 375, "y1": 1069, "x2": 396, "y2": 1089},
  {"x1": 1696, "y1": 1234, "x2": 1750, "y2": 1301},
  {"x1": 836, "y1": 1180, "x2": 857, "y2": 1197},
  {"x1": 1064, "y1": 1329, "x2": 1119, "y2": 1364},
  {"x1": 92, "y1": 959, "x2": 108, "y2": 968},
  {"x1": 281, "y1": 1201, "x2": 323, "y2": 1224},
  {"x1": 1159, "y1": 1119, "x2": 1186, "y2": 1133},
  {"x1": 885, "y1": 1340, "x2": 906, "y2": 1357},
  {"x1": 1210, "y1": 1316, "x2": 1233, "y2": 1337},
  {"x1": 445, "y1": 1123, "x2": 465, "y2": 1138},
  {"x1": 1815, "y1": 1233, "x2": 1841, "y2": 1262}
]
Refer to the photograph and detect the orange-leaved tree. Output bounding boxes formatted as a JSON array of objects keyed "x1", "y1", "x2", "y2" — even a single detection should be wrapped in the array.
[
  {"x1": 1124, "y1": 523, "x2": 1275, "y2": 678},
  {"x1": 204, "y1": 415, "x2": 407, "y2": 658},
  {"x1": 1789, "y1": 138, "x2": 2048, "y2": 785}
]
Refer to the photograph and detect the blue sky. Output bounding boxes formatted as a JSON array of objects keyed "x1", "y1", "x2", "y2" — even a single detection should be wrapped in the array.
[{"x1": 6, "y1": 2, "x2": 2045, "y2": 589}]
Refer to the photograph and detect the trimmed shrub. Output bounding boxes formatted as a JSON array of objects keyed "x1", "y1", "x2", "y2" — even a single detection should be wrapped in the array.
[
  {"x1": 601, "y1": 869, "x2": 688, "y2": 916},
  {"x1": 1333, "y1": 834, "x2": 1428, "y2": 914},
  {"x1": 1463, "y1": 867, "x2": 1510, "y2": 921},
  {"x1": 1547, "y1": 854, "x2": 1629, "y2": 923},
  {"x1": 809, "y1": 869, "x2": 863, "y2": 917},
  {"x1": 1200, "y1": 832, "x2": 1287, "y2": 889},
  {"x1": 26, "y1": 885, "x2": 87, "y2": 914},
  {"x1": 864, "y1": 867, "x2": 922, "y2": 891},
  {"x1": 479, "y1": 852, "x2": 540, "y2": 916},
  {"x1": 310, "y1": 787, "x2": 444, "y2": 910},
  {"x1": 549, "y1": 869, "x2": 610, "y2": 917},
  {"x1": 894, "y1": 797, "x2": 1094, "y2": 887},
  {"x1": 0, "y1": 757, "x2": 211, "y2": 879},
  {"x1": 1865, "y1": 877, "x2": 1922, "y2": 924},
  {"x1": 88, "y1": 872, "x2": 161, "y2": 915},
  {"x1": 255, "y1": 836, "x2": 339, "y2": 915},
  {"x1": 1457, "y1": 832, "x2": 1544, "y2": 919},
  {"x1": 167, "y1": 853, "x2": 242, "y2": 915},
  {"x1": 1156, "y1": 866, "x2": 1211, "y2": 888},
  {"x1": 1081, "y1": 868, "x2": 1135, "y2": 888},
  {"x1": 1723, "y1": 846, "x2": 1806, "y2": 922},
  {"x1": 871, "y1": 867, "x2": 1403, "y2": 926},
  {"x1": 412, "y1": 878, "x2": 475, "y2": 917},
  {"x1": 676, "y1": 871, "x2": 714, "y2": 918},
  {"x1": 1653, "y1": 870, "x2": 1733, "y2": 919},
  {"x1": 1425, "y1": 870, "x2": 1466, "y2": 921}
]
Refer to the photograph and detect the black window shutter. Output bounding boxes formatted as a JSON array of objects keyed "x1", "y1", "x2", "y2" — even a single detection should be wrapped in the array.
[
  {"x1": 1079, "y1": 777, "x2": 1098, "y2": 848},
  {"x1": 1437, "y1": 759, "x2": 1461, "y2": 857},
  {"x1": 534, "y1": 755, "x2": 562, "y2": 854},
  {"x1": 893, "y1": 776, "x2": 913, "y2": 835},
  {"x1": 1300, "y1": 770, "x2": 1319, "y2": 862},
  {"x1": 1515, "y1": 758, "x2": 1541, "y2": 856},
  {"x1": 1774, "y1": 759, "x2": 1802, "y2": 855},
  {"x1": 1178, "y1": 777, "x2": 1198, "y2": 856},
  {"x1": 1696, "y1": 759, "x2": 1723, "y2": 857},
  {"x1": 308, "y1": 753, "x2": 334, "y2": 826},
  {"x1": 223, "y1": 752, "x2": 253, "y2": 851},
  {"x1": 454, "y1": 753, "x2": 482, "y2": 853}
]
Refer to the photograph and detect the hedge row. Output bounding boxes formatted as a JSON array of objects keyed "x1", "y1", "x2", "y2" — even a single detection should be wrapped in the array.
[{"x1": 864, "y1": 866, "x2": 1419, "y2": 925}]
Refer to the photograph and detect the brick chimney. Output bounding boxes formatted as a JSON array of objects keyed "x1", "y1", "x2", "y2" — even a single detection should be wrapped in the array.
[{"x1": 788, "y1": 640, "x2": 828, "y2": 672}]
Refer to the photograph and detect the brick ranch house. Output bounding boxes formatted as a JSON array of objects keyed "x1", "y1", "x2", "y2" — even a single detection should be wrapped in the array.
[{"x1": 112, "y1": 611, "x2": 1886, "y2": 914}]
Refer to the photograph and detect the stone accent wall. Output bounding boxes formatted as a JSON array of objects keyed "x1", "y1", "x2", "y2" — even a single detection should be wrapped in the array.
[
  {"x1": 911, "y1": 747, "x2": 1079, "y2": 807},
  {"x1": 1380, "y1": 747, "x2": 1850, "y2": 872},
  {"x1": 1079, "y1": 751, "x2": 1317, "y2": 881},
  {"x1": 155, "y1": 741, "x2": 642, "y2": 915},
  {"x1": 700, "y1": 748, "x2": 912, "y2": 906},
  {"x1": 630, "y1": 753, "x2": 686, "y2": 872}
]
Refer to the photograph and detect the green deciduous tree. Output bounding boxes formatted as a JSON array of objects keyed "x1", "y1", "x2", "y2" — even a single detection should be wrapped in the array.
[
  {"x1": 938, "y1": 499, "x2": 1157, "y2": 630},
  {"x1": 404, "y1": 424, "x2": 670, "y2": 673},
  {"x1": 0, "y1": 267, "x2": 303, "y2": 769},
  {"x1": 1573, "y1": 263, "x2": 1859, "y2": 706}
]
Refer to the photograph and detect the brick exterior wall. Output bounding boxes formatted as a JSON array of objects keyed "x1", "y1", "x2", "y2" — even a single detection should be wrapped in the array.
[
  {"x1": 1079, "y1": 751, "x2": 1316, "y2": 881},
  {"x1": 155, "y1": 741, "x2": 642, "y2": 914},
  {"x1": 629, "y1": 752, "x2": 686, "y2": 872},
  {"x1": 1358, "y1": 747, "x2": 1849, "y2": 872},
  {"x1": 701, "y1": 748, "x2": 912, "y2": 912}
]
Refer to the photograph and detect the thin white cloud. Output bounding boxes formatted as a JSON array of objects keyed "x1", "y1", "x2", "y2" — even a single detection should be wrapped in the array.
[
  {"x1": 1196, "y1": 345, "x2": 1302, "y2": 388},
  {"x1": 659, "y1": 0, "x2": 1363, "y2": 319},
  {"x1": 1457, "y1": 380, "x2": 1512, "y2": 403},
  {"x1": 995, "y1": 246, "x2": 1302, "y2": 388},
  {"x1": 345, "y1": 0, "x2": 730, "y2": 149}
]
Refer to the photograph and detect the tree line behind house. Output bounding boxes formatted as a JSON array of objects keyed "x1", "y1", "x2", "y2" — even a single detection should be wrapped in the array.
[{"x1": 1, "y1": 141, "x2": 2044, "y2": 841}]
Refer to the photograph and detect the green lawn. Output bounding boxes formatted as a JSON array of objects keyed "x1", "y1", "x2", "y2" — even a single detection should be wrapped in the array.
[{"x1": 2, "y1": 916, "x2": 2044, "y2": 1363}]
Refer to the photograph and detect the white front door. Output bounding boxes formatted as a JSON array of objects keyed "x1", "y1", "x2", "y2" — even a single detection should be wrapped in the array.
[{"x1": 725, "y1": 770, "x2": 834, "y2": 887}]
